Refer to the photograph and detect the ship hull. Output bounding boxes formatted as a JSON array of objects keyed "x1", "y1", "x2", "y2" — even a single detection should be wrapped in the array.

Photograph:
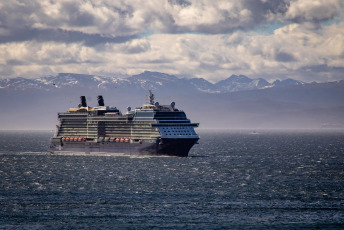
[{"x1": 49, "y1": 138, "x2": 199, "y2": 157}]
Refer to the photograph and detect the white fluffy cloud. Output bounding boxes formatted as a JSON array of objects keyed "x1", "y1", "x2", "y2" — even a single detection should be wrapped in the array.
[
  {"x1": 286, "y1": 0, "x2": 344, "y2": 22},
  {"x1": 0, "y1": 0, "x2": 344, "y2": 82}
]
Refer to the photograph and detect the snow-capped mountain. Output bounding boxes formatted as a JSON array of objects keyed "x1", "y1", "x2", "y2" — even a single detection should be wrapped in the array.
[
  {"x1": 130, "y1": 71, "x2": 197, "y2": 93},
  {"x1": 189, "y1": 78, "x2": 219, "y2": 93},
  {"x1": 0, "y1": 71, "x2": 308, "y2": 93},
  {"x1": 272, "y1": 79, "x2": 305, "y2": 87},
  {"x1": 0, "y1": 77, "x2": 49, "y2": 90},
  {"x1": 36, "y1": 73, "x2": 132, "y2": 90},
  {"x1": 214, "y1": 74, "x2": 272, "y2": 92}
]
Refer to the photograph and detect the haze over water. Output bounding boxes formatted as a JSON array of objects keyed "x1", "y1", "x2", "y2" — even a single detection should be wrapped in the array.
[{"x1": 0, "y1": 130, "x2": 343, "y2": 229}]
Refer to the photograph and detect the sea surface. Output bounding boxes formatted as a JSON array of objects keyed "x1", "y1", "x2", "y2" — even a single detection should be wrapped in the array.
[{"x1": 0, "y1": 130, "x2": 343, "y2": 229}]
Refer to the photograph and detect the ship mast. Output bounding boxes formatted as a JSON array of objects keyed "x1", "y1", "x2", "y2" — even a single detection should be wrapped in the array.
[{"x1": 148, "y1": 90, "x2": 155, "y2": 105}]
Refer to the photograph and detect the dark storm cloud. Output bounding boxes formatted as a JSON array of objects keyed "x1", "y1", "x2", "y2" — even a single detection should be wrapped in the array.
[
  {"x1": 300, "y1": 64, "x2": 344, "y2": 74},
  {"x1": 60, "y1": 1, "x2": 96, "y2": 27},
  {"x1": 275, "y1": 51, "x2": 297, "y2": 62},
  {"x1": 168, "y1": 0, "x2": 191, "y2": 7},
  {"x1": 6, "y1": 59, "x2": 25, "y2": 66},
  {"x1": 0, "y1": 1, "x2": 39, "y2": 29},
  {"x1": 241, "y1": 0, "x2": 290, "y2": 23},
  {"x1": 0, "y1": 27, "x2": 137, "y2": 46},
  {"x1": 0, "y1": 1, "x2": 138, "y2": 42}
]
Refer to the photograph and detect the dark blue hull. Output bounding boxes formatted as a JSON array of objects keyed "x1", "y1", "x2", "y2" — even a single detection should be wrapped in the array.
[{"x1": 49, "y1": 138, "x2": 199, "y2": 157}]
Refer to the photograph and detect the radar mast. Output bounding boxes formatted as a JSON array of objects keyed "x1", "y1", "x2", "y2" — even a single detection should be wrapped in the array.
[{"x1": 148, "y1": 90, "x2": 155, "y2": 105}]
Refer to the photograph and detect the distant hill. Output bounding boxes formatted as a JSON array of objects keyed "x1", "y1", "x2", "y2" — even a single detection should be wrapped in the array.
[{"x1": 1, "y1": 71, "x2": 343, "y2": 130}]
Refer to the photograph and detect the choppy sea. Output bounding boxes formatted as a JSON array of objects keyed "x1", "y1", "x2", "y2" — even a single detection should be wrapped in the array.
[{"x1": 0, "y1": 130, "x2": 343, "y2": 229}]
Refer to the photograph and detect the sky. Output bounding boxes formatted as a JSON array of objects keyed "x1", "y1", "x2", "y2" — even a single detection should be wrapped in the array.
[{"x1": 0, "y1": 0, "x2": 344, "y2": 83}]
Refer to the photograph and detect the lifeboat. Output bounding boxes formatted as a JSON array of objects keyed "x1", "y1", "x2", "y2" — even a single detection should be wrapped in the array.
[
  {"x1": 78, "y1": 137, "x2": 83, "y2": 141},
  {"x1": 124, "y1": 138, "x2": 130, "y2": 142},
  {"x1": 62, "y1": 137, "x2": 66, "y2": 141},
  {"x1": 104, "y1": 137, "x2": 110, "y2": 142},
  {"x1": 120, "y1": 138, "x2": 125, "y2": 142},
  {"x1": 110, "y1": 137, "x2": 115, "y2": 142},
  {"x1": 66, "y1": 137, "x2": 70, "y2": 141}
]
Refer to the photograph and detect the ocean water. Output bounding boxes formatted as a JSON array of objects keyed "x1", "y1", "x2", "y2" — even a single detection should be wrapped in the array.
[{"x1": 0, "y1": 130, "x2": 343, "y2": 229}]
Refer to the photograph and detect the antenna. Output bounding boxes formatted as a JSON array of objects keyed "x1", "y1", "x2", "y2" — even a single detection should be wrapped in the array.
[{"x1": 148, "y1": 90, "x2": 154, "y2": 105}]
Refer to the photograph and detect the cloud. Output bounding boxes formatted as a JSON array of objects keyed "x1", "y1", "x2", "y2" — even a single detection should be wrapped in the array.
[
  {"x1": 0, "y1": 0, "x2": 291, "y2": 40},
  {"x1": 161, "y1": 0, "x2": 291, "y2": 33},
  {"x1": 0, "y1": 0, "x2": 343, "y2": 83},
  {"x1": 121, "y1": 39, "x2": 151, "y2": 54},
  {"x1": 1, "y1": 0, "x2": 341, "y2": 42},
  {"x1": 275, "y1": 51, "x2": 297, "y2": 62},
  {"x1": 0, "y1": 27, "x2": 138, "y2": 46},
  {"x1": 1, "y1": 21, "x2": 344, "y2": 82},
  {"x1": 285, "y1": 0, "x2": 344, "y2": 23}
]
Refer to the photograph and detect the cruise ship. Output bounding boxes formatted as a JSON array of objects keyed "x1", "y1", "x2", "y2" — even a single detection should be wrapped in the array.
[{"x1": 49, "y1": 91, "x2": 199, "y2": 157}]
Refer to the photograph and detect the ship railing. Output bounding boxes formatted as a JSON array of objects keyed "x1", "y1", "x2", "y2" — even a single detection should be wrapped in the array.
[
  {"x1": 151, "y1": 123, "x2": 199, "y2": 127},
  {"x1": 156, "y1": 120, "x2": 191, "y2": 123}
]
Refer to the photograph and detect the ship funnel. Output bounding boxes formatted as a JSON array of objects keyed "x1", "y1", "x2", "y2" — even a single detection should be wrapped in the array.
[
  {"x1": 80, "y1": 96, "x2": 87, "y2": 107},
  {"x1": 97, "y1": 95, "x2": 104, "y2": 106}
]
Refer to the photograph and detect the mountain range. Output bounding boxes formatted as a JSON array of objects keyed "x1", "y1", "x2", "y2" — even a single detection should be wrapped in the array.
[
  {"x1": 0, "y1": 71, "x2": 308, "y2": 93},
  {"x1": 0, "y1": 71, "x2": 343, "y2": 130}
]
